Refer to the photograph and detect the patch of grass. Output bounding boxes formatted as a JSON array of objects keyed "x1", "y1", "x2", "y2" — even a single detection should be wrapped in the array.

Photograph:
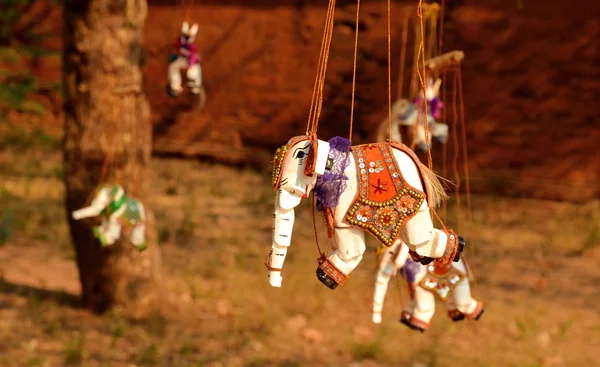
[
  {"x1": 1, "y1": 124, "x2": 60, "y2": 152},
  {"x1": 351, "y1": 340, "x2": 382, "y2": 361},
  {"x1": 137, "y1": 343, "x2": 159, "y2": 366},
  {"x1": 559, "y1": 318, "x2": 574, "y2": 338},
  {"x1": 63, "y1": 332, "x2": 86, "y2": 366},
  {"x1": 110, "y1": 323, "x2": 125, "y2": 347},
  {"x1": 179, "y1": 339, "x2": 198, "y2": 355},
  {"x1": 144, "y1": 312, "x2": 168, "y2": 338},
  {"x1": 26, "y1": 357, "x2": 45, "y2": 367},
  {"x1": 0, "y1": 207, "x2": 14, "y2": 245},
  {"x1": 580, "y1": 224, "x2": 600, "y2": 253}
]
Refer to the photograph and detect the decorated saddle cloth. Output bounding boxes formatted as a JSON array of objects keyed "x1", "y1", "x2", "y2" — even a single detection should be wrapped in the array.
[
  {"x1": 418, "y1": 262, "x2": 465, "y2": 301},
  {"x1": 343, "y1": 142, "x2": 426, "y2": 246}
]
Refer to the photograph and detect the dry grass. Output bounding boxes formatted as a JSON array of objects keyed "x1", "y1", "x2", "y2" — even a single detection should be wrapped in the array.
[{"x1": 1, "y1": 129, "x2": 599, "y2": 367}]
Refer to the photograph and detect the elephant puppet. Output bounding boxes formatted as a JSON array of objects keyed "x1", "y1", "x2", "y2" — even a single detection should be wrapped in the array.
[
  {"x1": 266, "y1": 135, "x2": 466, "y2": 290},
  {"x1": 376, "y1": 77, "x2": 449, "y2": 153},
  {"x1": 167, "y1": 21, "x2": 202, "y2": 97},
  {"x1": 72, "y1": 184, "x2": 147, "y2": 251},
  {"x1": 372, "y1": 241, "x2": 483, "y2": 332}
]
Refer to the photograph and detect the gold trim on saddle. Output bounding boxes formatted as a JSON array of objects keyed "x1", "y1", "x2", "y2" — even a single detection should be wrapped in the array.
[
  {"x1": 418, "y1": 263, "x2": 465, "y2": 301},
  {"x1": 344, "y1": 142, "x2": 425, "y2": 246}
]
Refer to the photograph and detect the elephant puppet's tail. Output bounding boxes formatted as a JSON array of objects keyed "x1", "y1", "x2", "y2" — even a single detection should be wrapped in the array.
[{"x1": 419, "y1": 163, "x2": 450, "y2": 208}]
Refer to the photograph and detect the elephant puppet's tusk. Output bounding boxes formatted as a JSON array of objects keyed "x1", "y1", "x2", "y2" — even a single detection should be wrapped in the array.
[{"x1": 302, "y1": 185, "x2": 309, "y2": 199}]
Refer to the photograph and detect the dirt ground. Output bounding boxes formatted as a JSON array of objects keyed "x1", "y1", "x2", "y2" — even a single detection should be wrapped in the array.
[{"x1": 1, "y1": 123, "x2": 599, "y2": 367}]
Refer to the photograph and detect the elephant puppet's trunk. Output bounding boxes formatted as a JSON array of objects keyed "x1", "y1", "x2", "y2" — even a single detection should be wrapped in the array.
[{"x1": 268, "y1": 191, "x2": 298, "y2": 287}]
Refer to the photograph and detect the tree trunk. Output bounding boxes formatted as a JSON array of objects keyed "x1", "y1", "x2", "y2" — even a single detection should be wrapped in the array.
[{"x1": 63, "y1": 0, "x2": 162, "y2": 314}]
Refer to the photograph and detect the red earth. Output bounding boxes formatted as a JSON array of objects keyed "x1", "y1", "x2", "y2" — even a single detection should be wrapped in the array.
[{"x1": 9, "y1": 0, "x2": 600, "y2": 202}]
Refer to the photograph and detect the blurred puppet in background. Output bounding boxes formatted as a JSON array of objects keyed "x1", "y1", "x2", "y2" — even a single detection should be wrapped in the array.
[
  {"x1": 376, "y1": 77, "x2": 449, "y2": 153},
  {"x1": 168, "y1": 21, "x2": 202, "y2": 97},
  {"x1": 72, "y1": 184, "x2": 147, "y2": 251},
  {"x1": 372, "y1": 241, "x2": 483, "y2": 332}
]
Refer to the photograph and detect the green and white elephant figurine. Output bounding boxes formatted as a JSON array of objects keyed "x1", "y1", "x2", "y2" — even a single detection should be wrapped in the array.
[{"x1": 72, "y1": 184, "x2": 147, "y2": 251}]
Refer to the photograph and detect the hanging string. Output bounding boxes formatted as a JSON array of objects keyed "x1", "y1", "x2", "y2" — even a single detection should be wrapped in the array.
[
  {"x1": 184, "y1": 0, "x2": 191, "y2": 23},
  {"x1": 457, "y1": 65, "x2": 473, "y2": 223},
  {"x1": 306, "y1": 0, "x2": 336, "y2": 136},
  {"x1": 450, "y1": 68, "x2": 463, "y2": 233},
  {"x1": 415, "y1": 0, "x2": 433, "y2": 170},
  {"x1": 438, "y1": 0, "x2": 446, "y2": 54},
  {"x1": 348, "y1": 0, "x2": 362, "y2": 141},
  {"x1": 396, "y1": 12, "x2": 409, "y2": 100},
  {"x1": 306, "y1": 0, "x2": 337, "y2": 137},
  {"x1": 386, "y1": 0, "x2": 392, "y2": 139},
  {"x1": 307, "y1": 0, "x2": 337, "y2": 261},
  {"x1": 441, "y1": 67, "x2": 448, "y2": 221}
]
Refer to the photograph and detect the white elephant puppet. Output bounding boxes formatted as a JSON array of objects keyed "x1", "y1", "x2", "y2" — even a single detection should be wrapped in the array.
[{"x1": 265, "y1": 135, "x2": 466, "y2": 289}]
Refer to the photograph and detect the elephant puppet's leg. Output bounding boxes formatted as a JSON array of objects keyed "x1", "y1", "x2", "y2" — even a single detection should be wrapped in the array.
[
  {"x1": 372, "y1": 242, "x2": 401, "y2": 323},
  {"x1": 401, "y1": 285, "x2": 435, "y2": 332},
  {"x1": 130, "y1": 223, "x2": 147, "y2": 251},
  {"x1": 316, "y1": 227, "x2": 365, "y2": 290},
  {"x1": 168, "y1": 58, "x2": 185, "y2": 96},
  {"x1": 94, "y1": 218, "x2": 114, "y2": 247},
  {"x1": 452, "y1": 276, "x2": 484, "y2": 321},
  {"x1": 445, "y1": 295, "x2": 465, "y2": 322},
  {"x1": 401, "y1": 209, "x2": 463, "y2": 265},
  {"x1": 186, "y1": 64, "x2": 202, "y2": 93},
  {"x1": 107, "y1": 219, "x2": 122, "y2": 243}
]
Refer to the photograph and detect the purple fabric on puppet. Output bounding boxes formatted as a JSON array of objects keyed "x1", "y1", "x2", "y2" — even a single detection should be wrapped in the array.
[
  {"x1": 314, "y1": 137, "x2": 352, "y2": 211},
  {"x1": 414, "y1": 95, "x2": 444, "y2": 121},
  {"x1": 402, "y1": 258, "x2": 421, "y2": 283},
  {"x1": 175, "y1": 37, "x2": 200, "y2": 66}
]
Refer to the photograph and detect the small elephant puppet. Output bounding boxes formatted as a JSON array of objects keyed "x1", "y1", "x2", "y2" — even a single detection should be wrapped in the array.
[
  {"x1": 266, "y1": 135, "x2": 466, "y2": 290},
  {"x1": 72, "y1": 184, "x2": 147, "y2": 251},
  {"x1": 372, "y1": 240, "x2": 483, "y2": 332}
]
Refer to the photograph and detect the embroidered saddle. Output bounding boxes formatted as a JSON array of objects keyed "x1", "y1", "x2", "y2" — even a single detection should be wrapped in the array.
[
  {"x1": 418, "y1": 262, "x2": 465, "y2": 301},
  {"x1": 343, "y1": 142, "x2": 426, "y2": 246}
]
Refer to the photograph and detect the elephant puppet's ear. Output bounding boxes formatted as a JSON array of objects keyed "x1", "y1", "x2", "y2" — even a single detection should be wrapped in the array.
[{"x1": 304, "y1": 137, "x2": 318, "y2": 177}]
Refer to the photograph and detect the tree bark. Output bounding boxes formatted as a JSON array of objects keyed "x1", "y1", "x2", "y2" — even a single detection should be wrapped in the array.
[{"x1": 63, "y1": 0, "x2": 161, "y2": 315}]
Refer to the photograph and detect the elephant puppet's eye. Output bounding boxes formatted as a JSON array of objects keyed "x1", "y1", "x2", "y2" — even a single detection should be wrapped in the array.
[{"x1": 295, "y1": 151, "x2": 306, "y2": 159}]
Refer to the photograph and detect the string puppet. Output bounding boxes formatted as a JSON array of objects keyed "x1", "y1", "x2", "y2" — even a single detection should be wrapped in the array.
[
  {"x1": 167, "y1": 21, "x2": 203, "y2": 97},
  {"x1": 266, "y1": 136, "x2": 466, "y2": 290},
  {"x1": 372, "y1": 241, "x2": 483, "y2": 332},
  {"x1": 72, "y1": 184, "x2": 147, "y2": 251},
  {"x1": 378, "y1": 77, "x2": 449, "y2": 153}
]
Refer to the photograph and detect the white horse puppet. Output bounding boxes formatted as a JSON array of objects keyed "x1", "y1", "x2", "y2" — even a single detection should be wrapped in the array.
[
  {"x1": 266, "y1": 135, "x2": 465, "y2": 289},
  {"x1": 376, "y1": 77, "x2": 449, "y2": 153},
  {"x1": 72, "y1": 184, "x2": 147, "y2": 251},
  {"x1": 372, "y1": 241, "x2": 483, "y2": 332}
]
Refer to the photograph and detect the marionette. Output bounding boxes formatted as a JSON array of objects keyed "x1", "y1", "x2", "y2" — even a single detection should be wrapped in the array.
[
  {"x1": 167, "y1": 21, "x2": 202, "y2": 97},
  {"x1": 372, "y1": 241, "x2": 483, "y2": 332},
  {"x1": 265, "y1": 136, "x2": 466, "y2": 289},
  {"x1": 377, "y1": 77, "x2": 449, "y2": 153},
  {"x1": 72, "y1": 184, "x2": 147, "y2": 251}
]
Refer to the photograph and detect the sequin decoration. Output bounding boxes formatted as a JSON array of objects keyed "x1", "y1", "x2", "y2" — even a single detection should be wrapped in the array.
[
  {"x1": 344, "y1": 142, "x2": 425, "y2": 246},
  {"x1": 418, "y1": 264, "x2": 465, "y2": 301}
]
